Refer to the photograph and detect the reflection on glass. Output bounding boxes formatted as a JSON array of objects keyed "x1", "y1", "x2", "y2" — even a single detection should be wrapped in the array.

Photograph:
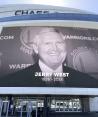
[
  {"x1": 15, "y1": 99, "x2": 44, "y2": 112},
  {"x1": 50, "y1": 98, "x2": 82, "y2": 112}
]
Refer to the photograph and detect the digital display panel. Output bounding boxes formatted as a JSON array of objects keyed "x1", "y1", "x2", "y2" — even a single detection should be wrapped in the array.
[{"x1": 0, "y1": 26, "x2": 98, "y2": 88}]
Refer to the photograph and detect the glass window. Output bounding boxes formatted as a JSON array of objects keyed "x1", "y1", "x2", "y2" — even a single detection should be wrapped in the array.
[{"x1": 50, "y1": 97, "x2": 82, "y2": 112}]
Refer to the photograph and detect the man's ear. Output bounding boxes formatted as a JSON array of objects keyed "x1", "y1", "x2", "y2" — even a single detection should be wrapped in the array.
[{"x1": 33, "y1": 43, "x2": 38, "y2": 54}]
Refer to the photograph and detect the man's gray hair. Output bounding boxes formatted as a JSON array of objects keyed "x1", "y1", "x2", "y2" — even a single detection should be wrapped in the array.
[{"x1": 20, "y1": 26, "x2": 65, "y2": 46}]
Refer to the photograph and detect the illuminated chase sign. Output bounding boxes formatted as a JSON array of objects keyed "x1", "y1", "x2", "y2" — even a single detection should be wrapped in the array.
[{"x1": 15, "y1": 10, "x2": 50, "y2": 15}]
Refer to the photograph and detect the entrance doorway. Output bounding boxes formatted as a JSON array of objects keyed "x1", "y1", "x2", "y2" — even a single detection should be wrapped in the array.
[
  {"x1": 14, "y1": 96, "x2": 82, "y2": 117},
  {"x1": 15, "y1": 98, "x2": 44, "y2": 117}
]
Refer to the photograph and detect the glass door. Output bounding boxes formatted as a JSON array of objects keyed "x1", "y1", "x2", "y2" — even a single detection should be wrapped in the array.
[
  {"x1": 15, "y1": 98, "x2": 44, "y2": 117},
  {"x1": 1, "y1": 100, "x2": 9, "y2": 117}
]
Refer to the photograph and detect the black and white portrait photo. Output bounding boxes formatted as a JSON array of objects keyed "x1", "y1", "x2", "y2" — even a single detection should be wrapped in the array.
[{"x1": 0, "y1": 26, "x2": 98, "y2": 87}]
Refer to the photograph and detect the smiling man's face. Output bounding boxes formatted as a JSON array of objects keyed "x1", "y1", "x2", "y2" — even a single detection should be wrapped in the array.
[{"x1": 33, "y1": 30, "x2": 67, "y2": 70}]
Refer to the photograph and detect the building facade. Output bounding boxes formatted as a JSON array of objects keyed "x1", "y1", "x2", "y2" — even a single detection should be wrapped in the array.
[{"x1": 0, "y1": 4, "x2": 98, "y2": 117}]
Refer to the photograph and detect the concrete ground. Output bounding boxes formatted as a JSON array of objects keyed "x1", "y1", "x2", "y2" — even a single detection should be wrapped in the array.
[
  {"x1": 1, "y1": 112, "x2": 98, "y2": 117},
  {"x1": 50, "y1": 112, "x2": 98, "y2": 117}
]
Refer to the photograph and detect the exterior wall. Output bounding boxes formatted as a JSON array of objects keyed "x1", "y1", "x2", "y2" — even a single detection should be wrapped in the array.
[{"x1": 89, "y1": 97, "x2": 98, "y2": 112}]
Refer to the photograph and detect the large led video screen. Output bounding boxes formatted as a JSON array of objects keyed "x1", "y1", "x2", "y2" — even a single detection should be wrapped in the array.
[{"x1": 0, "y1": 26, "x2": 98, "y2": 88}]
